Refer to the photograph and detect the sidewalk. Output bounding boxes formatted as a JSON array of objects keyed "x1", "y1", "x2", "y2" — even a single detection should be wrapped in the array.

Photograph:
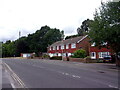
[{"x1": 0, "y1": 62, "x2": 13, "y2": 89}]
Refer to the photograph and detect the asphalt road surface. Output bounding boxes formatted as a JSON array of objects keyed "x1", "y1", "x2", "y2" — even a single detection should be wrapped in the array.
[{"x1": 2, "y1": 58, "x2": 119, "y2": 89}]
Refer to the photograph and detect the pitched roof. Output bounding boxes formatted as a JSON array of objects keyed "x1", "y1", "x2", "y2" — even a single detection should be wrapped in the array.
[{"x1": 50, "y1": 35, "x2": 88, "y2": 47}]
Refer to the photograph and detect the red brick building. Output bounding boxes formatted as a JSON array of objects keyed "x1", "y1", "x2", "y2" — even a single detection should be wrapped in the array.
[
  {"x1": 48, "y1": 35, "x2": 113, "y2": 60},
  {"x1": 90, "y1": 45, "x2": 112, "y2": 59},
  {"x1": 48, "y1": 35, "x2": 90, "y2": 57}
]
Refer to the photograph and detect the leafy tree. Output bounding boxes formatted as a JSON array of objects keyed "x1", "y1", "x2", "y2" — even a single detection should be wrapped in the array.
[
  {"x1": 77, "y1": 19, "x2": 93, "y2": 36},
  {"x1": 72, "y1": 49, "x2": 86, "y2": 58},
  {"x1": 2, "y1": 40, "x2": 16, "y2": 57},
  {"x1": 89, "y1": 1, "x2": 120, "y2": 54},
  {"x1": 89, "y1": 1, "x2": 120, "y2": 66},
  {"x1": 15, "y1": 37, "x2": 29, "y2": 56},
  {"x1": 2, "y1": 25, "x2": 64, "y2": 57},
  {"x1": 26, "y1": 25, "x2": 63, "y2": 56}
]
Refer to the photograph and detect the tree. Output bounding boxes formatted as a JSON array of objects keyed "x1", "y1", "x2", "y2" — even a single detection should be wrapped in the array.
[
  {"x1": 27, "y1": 25, "x2": 63, "y2": 56},
  {"x1": 89, "y1": 1, "x2": 120, "y2": 65},
  {"x1": 15, "y1": 37, "x2": 29, "y2": 56},
  {"x1": 2, "y1": 25, "x2": 64, "y2": 57},
  {"x1": 77, "y1": 19, "x2": 93, "y2": 36},
  {"x1": 2, "y1": 40, "x2": 16, "y2": 57}
]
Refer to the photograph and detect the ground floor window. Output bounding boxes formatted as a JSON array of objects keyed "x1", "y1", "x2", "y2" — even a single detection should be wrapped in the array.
[
  {"x1": 91, "y1": 52, "x2": 96, "y2": 59},
  {"x1": 98, "y1": 52, "x2": 110, "y2": 58}
]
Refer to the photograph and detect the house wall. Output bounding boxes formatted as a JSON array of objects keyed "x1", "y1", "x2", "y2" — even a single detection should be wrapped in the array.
[
  {"x1": 76, "y1": 37, "x2": 90, "y2": 56},
  {"x1": 90, "y1": 46, "x2": 112, "y2": 59}
]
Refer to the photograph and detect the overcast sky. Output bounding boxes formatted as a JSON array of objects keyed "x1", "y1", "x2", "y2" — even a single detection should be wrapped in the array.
[{"x1": 0, "y1": 0, "x2": 110, "y2": 42}]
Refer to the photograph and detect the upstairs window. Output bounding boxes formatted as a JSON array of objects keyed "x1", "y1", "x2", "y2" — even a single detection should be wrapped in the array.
[
  {"x1": 50, "y1": 47, "x2": 51, "y2": 50},
  {"x1": 71, "y1": 43, "x2": 76, "y2": 48},
  {"x1": 57, "y1": 46, "x2": 59, "y2": 50},
  {"x1": 53, "y1": 46, "x2": 56, "y2": 50},
  {"x1": 66, "y1": 44, "x2": 69, "y2": 49},
  {"x1": 61, "y1": 45, "x2": 64, "y2": 49}
]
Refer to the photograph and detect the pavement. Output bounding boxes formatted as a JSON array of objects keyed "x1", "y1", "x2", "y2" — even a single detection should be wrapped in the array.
[
  {"x1": 0, "y1": 59, "x2": 28, "y2": 89},
  {"x1": 2, "y1": 58, "x2": 120, "y2": 89},
  {"x1": 0, "y1": 59, "x2": 13, "y2": 89}
]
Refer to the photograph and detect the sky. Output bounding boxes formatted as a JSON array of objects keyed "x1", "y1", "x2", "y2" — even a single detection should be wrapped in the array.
[{"x1": 0, "y1": 0, "x2": 110, "y2": 42}]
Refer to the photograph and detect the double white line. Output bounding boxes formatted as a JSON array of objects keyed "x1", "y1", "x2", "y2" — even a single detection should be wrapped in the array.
[{"x1": 3, "y1": 62, "x2": 28, "y2": 89}]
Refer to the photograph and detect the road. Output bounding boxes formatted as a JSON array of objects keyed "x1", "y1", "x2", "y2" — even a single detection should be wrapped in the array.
[{"x1": 2, "y1": 58, "x2": 119, "y2": 89}]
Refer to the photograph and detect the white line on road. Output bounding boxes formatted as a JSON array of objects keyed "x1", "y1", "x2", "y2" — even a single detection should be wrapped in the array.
[
  {"x1": 59, "y1": 71, "x2": 81, "y2": 79},
  {"x1": 108, "y1": 85, "x2": 119, "y2": 89}
]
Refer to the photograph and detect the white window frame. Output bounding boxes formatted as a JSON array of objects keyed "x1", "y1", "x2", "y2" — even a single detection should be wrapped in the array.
[
  {"x1": 61, "y1": 45, "x2": 64, "y2": 49},
  {"x1": 53, "y1": 46, "x2": 56, "y2": 50},
  {"x1": 91, "y1": 52, "x2": 96, "y2": 59},
  {"x1": 57, "y1": 46, "x2": 59, "y2": 50},
  {"x1": 99, "y1": 52, "x2": 110, "y2": 58},
  {"x1": 49, "y1": 47, "x2": 51, "y2": 50},
  {"x1": 66, "y1": 44, "x2": 69, "y2": 49},
  {"x1": 71, "y1": 43, "x2": 76, "y2": 48}
]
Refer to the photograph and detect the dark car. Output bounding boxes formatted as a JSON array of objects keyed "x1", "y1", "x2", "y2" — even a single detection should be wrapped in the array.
[{"x1": 103, "y1": 55, "x2": 112, "y2": 62}]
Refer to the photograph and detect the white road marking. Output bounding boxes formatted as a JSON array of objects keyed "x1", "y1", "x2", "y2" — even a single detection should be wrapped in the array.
[
  {"x1": 72, "y1": 75, "x2": 81, "y2": 78},
  {"x1": 59, "y1": 71, "x2": 81, "y2": 79},
  {"x1": 11, "y1": 83, "x2": 15, "y2": 88},
  {"x1": 65, "y1": 73, "x2": 69, "y2": 75},
  {"x1": 108, "y1": 85, "x2": 119, "y2": 89}
]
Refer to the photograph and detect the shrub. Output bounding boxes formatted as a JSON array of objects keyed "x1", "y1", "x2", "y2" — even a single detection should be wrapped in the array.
[
  {"x1": 42, "y1": 54, "x2": 50, "y2": 58},
  {"x1": 72, "y1": 49, "x2": 86, "y2": 58},
  {"x1": 50, "y1": 56, "x2": 62, "y2": 60}
]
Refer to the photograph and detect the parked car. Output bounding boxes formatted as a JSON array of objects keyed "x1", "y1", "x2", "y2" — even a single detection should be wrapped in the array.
[{"x1": 103, "y1": 55, "x2": 112, "y2": 62}]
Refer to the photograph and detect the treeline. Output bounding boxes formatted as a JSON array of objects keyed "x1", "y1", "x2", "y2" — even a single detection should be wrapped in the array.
[{"x1": 2, "y1": 25, "x2": 64, "y2": 57}]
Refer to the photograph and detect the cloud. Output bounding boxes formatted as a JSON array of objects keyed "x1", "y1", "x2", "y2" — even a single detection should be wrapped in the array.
[{"x1": 0, "y1": 0, "x2": 109, "y2": 42}]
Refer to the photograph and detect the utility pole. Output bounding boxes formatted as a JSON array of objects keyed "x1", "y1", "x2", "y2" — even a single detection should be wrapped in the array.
[{"x1": 19, "y1": 31, "x2": 21, "y2": 39}]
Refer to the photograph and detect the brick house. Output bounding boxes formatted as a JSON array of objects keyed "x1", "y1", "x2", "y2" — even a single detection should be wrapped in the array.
[
  {"x1": 90, "y1": 43, "x2": 113, "y2": 59},
  {"x1": 48, "y1": 35, "x2": 113, "y2": 60},
  {"x1": 48, "y1": 35, "x2": 90, "y2": 57}
]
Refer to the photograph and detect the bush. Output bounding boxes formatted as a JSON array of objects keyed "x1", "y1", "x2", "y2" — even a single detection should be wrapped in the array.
[
  {"x1": 71, "y1": 49, "x2": 86, "y2": 58},
  {"x1": 50, "y1": 56, "x2": 62, "y2": 60},
  {"x1": 42, "y1": 54, "x2": 50, "y2": 58}
]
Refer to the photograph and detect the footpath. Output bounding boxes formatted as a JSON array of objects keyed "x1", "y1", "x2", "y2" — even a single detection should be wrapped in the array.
[
  {"x1": 0, "y1": 60, "x2": 27, "y2": 89},
  {"x1": 0, "y1": 60, "x2": 13, "y2": 89}
]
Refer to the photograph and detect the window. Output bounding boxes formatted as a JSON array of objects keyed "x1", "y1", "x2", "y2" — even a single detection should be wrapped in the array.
[
  {"x1": 53, "y1": 46, "x2": 56, "y2": 50},
  {"x1": 91, "y1": 52, "x2": 96, "y2": 59},
  {"x1": 71, "y1": 43, "x2": 76, "y2": 48},
  {"x1": 61, "y1": 45, "x2": 64, "y2": 49},
  {"x1": 57, "y1": 46, "x2": 59, "y2": 50},
  {"x1": 50, "y1": 47, "x2": 51, "y2": 50},
  {"x1": 99, "y1": 52, "x2": 110, "y2": 58},
  {"x1": 66, "y1": 44, "x2": 69, "y2": 49}
]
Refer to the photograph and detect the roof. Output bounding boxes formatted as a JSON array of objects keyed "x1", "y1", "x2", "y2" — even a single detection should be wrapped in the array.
[{"x1": 50, "y1": 35, "x2": 88, "y2": 47}]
